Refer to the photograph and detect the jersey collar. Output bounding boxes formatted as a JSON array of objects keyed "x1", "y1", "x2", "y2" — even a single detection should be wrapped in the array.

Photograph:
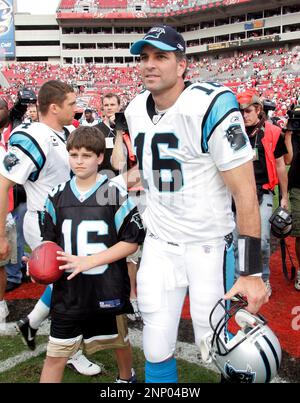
[
  {"x1": 70, "y1": 174, "x2": 108, "y2": 202},
  {"x1": 146, "y1": 81, "x2": 193, "y2": 124}
]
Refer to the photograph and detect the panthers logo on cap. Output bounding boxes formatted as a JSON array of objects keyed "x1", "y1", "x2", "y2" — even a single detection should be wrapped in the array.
[{"x1": 144, "y1": 27, "x2": 166, "y2": 40}]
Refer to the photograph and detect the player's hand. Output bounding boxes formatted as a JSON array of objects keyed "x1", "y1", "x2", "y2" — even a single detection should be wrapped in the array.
[
  {"x1": 56, "y1": 251, "x2": 94, "y2": 280},
  {"x1": 22, "y1": 255, "x2": 30, "y2": 276},
  {"x1": 0, "y1": 235, "x2": 10, "y2": 260},
  {"x1": 224, "y1": 276, "x2": 269, "y2": 314}
]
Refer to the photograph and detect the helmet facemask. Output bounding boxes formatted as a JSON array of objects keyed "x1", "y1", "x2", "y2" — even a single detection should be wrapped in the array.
[{"x1": 201, "y1": 295, "x2": 282, "y2": 383}]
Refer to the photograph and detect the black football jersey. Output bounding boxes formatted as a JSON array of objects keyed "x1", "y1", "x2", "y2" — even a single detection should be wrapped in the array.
[{"x1": 42, "y1": 174, "x2": 145, "y2": 319}]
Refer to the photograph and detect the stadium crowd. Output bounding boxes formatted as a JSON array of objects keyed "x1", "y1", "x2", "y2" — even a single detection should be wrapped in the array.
[{"x1": 1, "y1": 47, "x2": 299, "y2": 117}]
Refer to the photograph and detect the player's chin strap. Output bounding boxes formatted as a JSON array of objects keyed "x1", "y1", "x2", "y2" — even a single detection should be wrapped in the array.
[{"x1": 199, "y1": 331, "x2": 213, "y2": 363}]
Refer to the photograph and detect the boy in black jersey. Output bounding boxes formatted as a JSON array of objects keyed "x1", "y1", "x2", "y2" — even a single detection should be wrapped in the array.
[{"x1": 40, "y1": 126, "x2": 145, "y2": 383}]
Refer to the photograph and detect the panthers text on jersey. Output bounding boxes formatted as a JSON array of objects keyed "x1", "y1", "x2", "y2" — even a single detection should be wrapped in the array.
[
  {"x1": 42, "y1": 175, "x2": 145, "y2": 319},
  {"x1": 125, "y1": 81, "x2": 253, "y2": 244},
  {"x1": 0, "y1": 122, "x2": 71, "y2": 213}
]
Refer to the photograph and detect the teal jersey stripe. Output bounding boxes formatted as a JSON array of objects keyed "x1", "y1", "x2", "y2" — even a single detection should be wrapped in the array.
[
  {"x1": 114, "y1": 197, "x2": 136, "y2": 233},
  {"x1": 45, "y1": 198, "x2": 57, "y2": 225},
  {"x1": 225, "y1": 242, "x2": 235, "y2": 294},
  {"x1": 202, "y1": 91, "x2": 239, "y2": 153},
  {"x1": 70, "y1": 176, "x2": 81, "y2": 199},
  {"x1": 10, "y1": 132, "x2": 45, "y2": 170}
]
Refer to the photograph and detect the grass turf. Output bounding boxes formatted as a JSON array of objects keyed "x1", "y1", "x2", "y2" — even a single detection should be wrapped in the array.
[{"x1": 0, "y1": 336, "x2": 219, "y2": 383}]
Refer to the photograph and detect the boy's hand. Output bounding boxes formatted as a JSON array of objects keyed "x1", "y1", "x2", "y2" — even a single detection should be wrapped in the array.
[
  {"x1": 22, "y1": 255, "x2": 37, "y2": 283},
  {"x1": 57, "y1": 251, "x2": 94, "y2": 280}
]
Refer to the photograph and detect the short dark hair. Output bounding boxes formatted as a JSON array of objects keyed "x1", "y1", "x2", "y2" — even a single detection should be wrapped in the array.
[
  {"x1": 38, "y1": 80, "x2": 74, "y2": 115},
  {"x1": 174, "y1": 50, "x2": 188, "y2": 79},
  {"x1": 102, "y1": 92, "x2": 121, "y2": 105},
  {"x1": 67, "y1": 126, "x2": 106, "y2": 156}
]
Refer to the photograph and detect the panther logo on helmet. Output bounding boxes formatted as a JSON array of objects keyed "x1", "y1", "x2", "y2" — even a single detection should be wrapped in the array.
[
  {"x1": 224, "y1": 362, "x2": 256, "y2": 383},
  {"x1": 200, "y1": 295, "x2": 282, "y2": 383}
]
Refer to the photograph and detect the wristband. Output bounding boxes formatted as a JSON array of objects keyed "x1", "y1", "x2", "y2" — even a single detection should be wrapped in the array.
[{"x1": 238, "y1": 235, "x2": 262, "y2": 276}]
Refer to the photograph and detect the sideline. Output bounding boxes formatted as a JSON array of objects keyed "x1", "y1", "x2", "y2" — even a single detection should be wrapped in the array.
[{"x1": 0, "y1": 322, "x2": 286, "y2": 383}]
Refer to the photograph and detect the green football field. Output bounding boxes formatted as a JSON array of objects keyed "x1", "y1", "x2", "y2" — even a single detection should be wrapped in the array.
[{"x1": 0, "y1": 334, "x2": 219, "y2": 383}]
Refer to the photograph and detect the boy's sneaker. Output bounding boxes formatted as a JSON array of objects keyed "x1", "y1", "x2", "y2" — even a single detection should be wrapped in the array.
[
  {"x1": 0, "y1": 300, "x2": 9, "y2": 323},
  {"x1": 115, "y1": 368, "x2": 137, "y2": 383},
  {"x1": 67, "y1": 350, "x2": 101, "y2": 376},
  {"x1": 295, "y1": 269, "x2": 300, "y2": 291},
  {"x1": 16, "y1": 316, "x2": 38, "y2": 350},
  {"x1": 264, "y1": 280, "x2": 272, "y2": 297}
]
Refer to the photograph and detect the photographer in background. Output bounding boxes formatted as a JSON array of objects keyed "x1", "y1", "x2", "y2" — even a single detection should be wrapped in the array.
[
  {"x1": 284, "y1": 103, "x2": 300, "y2": 291},
  {"x1": 3, "y1": 88, "x2": 37, "y2": 292},
  {"x1": 237, "y1": 90, "x2": 289, "y2": 297}
]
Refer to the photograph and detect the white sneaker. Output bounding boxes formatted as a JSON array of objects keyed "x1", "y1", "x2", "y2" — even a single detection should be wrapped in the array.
[
  {"x1": 0, "y1": 300, "x2": 9, "y2": 323},
  {"x1": 295, "y1": 269, "x2": 300, "y2": 291},
  {"x1": 67, "y1": 350, "x2": 101, "y2": 376},
  {"x1": 127, "y1": 298, "x2": 142, "y2": 322},
  {"x1": 264, "y1": 280, "x2": 272, "y2": 297}
]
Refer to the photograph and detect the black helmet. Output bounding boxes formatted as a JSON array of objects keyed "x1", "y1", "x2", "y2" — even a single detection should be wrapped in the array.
[{"x1": 269, "y1": 207, "x2": 292, "y2": 238}]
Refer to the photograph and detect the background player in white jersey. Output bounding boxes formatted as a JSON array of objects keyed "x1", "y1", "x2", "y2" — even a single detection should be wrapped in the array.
[
  {"x1": 80, "y1": 108, "x2": 101, "y2": 127},
  {"x1": 0, "y1": 80, "x2": 100, "y2": 376},
  {"x1": 125, "y1": 25, "x2": 268, "y2": 383}
]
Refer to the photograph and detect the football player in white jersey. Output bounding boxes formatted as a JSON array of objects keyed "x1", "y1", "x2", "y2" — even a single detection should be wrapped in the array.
[
  {"x1": 124, "y1": 25, "x2": 269, "y2": 383},
  {"x1": 0, "y1": 80, "x2": 100, "y2": 376}
]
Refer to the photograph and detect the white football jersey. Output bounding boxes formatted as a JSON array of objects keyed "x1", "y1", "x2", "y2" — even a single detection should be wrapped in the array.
[
  {"x1": 0, "y1": 122, "x2": 71, "y2": 212},
  {"x1": 80, "y1": 119, "x2": 101, "y2": 127},
  {"x1": 125, "y1": 82, "x2": 253, "y2": 243}
]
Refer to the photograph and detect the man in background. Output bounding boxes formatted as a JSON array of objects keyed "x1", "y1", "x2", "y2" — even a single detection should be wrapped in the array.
[
  {"x1": 80, "y1": 108, "x2": 100, "y2": 127},
  {"x1": 237, "y1": 90, "x2": 288, "y2": 296},
  {"x1": 284, "y1": 103, "x2": 300, "y2": 290},
  {"x1": 96, "y1": 93, "x2": 121, "y2": 172}
]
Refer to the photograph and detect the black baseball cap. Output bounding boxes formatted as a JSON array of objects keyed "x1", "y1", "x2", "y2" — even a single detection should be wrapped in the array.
[
  {"x1": 130, "y1": 25, "x2": 185, "y2": 55},
  {"x1": 85, "y1": 108, "x2": 93, "y2": 113}
]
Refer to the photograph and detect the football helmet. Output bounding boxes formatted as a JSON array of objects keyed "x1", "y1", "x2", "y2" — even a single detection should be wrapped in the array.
[{"x1": 200, "y1": 296, "x2": 281, "y2": 383}]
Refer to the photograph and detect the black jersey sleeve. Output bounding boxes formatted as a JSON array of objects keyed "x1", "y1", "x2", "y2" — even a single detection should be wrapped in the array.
[
  {"x1": 118, "y1": 204, "x2": 145, "y2": 245},
  {"x1": 42, "y1": 195, "x2": 58, "y2": 242}
]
